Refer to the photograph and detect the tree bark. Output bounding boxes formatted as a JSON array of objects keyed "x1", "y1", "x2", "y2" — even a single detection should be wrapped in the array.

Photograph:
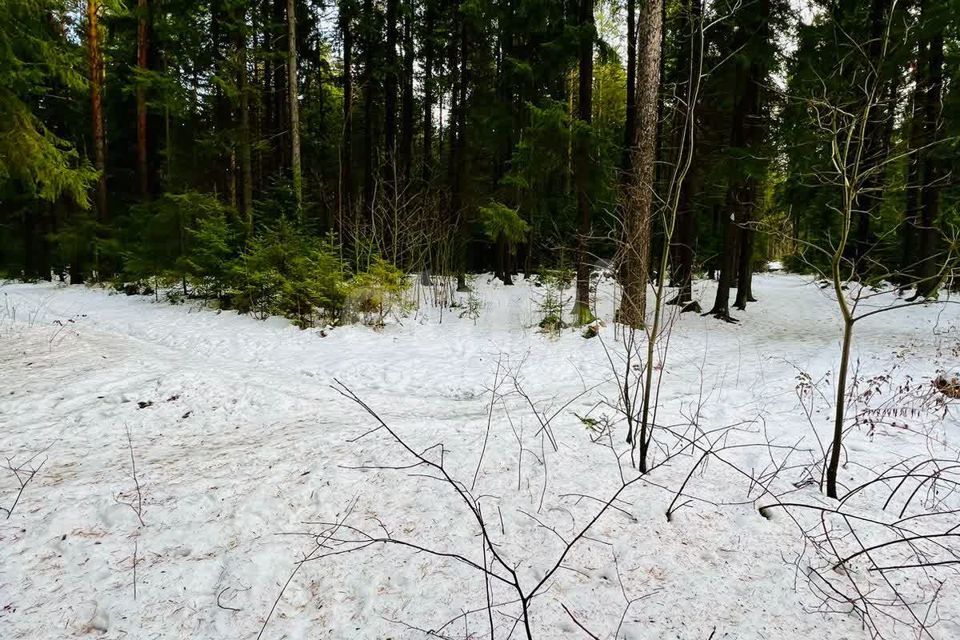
[
  {"x1": 340, "y1": 0, "x2": 354, "y2": 220},
  {"x1": 621, "y1": 0, "x2": 636, "y2": 176},
  {"x1": 400, "y1": 0, "x2": 414, "y2": 185},
  {"x1": 668, "y1": 0, "x2": 702, "y2": 306},
  {"x1": 573, "y1": 0, "x2": 594, "y2": 321},
  {"x1": 915, "y1": 19, "x2": 944, "y2": 297},
  {"x1": 362, "y1": 0, "x2": 376, "y2": 224},
  {"x1": 236, "y1": 5, "x2": 253, "y2": 228},
  {"x1": 86, "y1": 0, "x2": 108, "y2": 223},
  {"x1": 136, "y1": 0, "x2": 150, "y2": 199},
  {"x1": 384, "y1": 0, "x2": 398, "y2": 160},
  {"x1": 452, "y1": 1, "x2": 470, "y2": 290},
  {"x1": 272, "y1": 0, "x2": 288, "y2": 173},
  {"x1": 619, "y1": 0, "x2": 663, "y2": 329},
  {"x1": 708, "y1": 0, "x2": 769, "y2": 320},
  {"x1": 286, "y1": 0, "x2": 302, "y2": 211},
  {"x1": 734, "y1": 223, "x2": 756, "y2": 309},
  {"x1": 422, "y1": 1, "x2": 434, "y2": 184},
  {"x1": 850, "y1": 0, "x2": 894, "y2": 277}
]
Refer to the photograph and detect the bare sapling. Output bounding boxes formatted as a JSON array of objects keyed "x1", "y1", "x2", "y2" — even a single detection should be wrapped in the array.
[{"x1": 785, "y1": 0, "x2": 960, "y2": 498}]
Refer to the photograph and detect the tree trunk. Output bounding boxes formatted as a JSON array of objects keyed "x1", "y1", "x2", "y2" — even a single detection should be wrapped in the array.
[
  {"x1": 87, "y1": 0, "x2": 107, "y2": 223},
  {"x1": 136, "y1": 0, "x2": 150, "y2": 199},
  {"x1": 400, "y1": 0, "x2": 414, "y2": 185},
  {"x1": 826, "y1": 318, "x2": 854, "y2": 498},
  {"x1": 573, "y1": 0, "x2": 594, "y2": 322},
  {"x1": 916, "y1": 20, "x2": 944, "y2": 297},
  {"x1": 452, "y1": 2, "x2": 470, "y2": 290},
  {"x1": 236, "y1": 6, "x2": 253, "y2": 228},
  {"x1": 668, "y1": 0, "x2": 701, "y2": 306},
  {"x1": 422, "y1": 1, "x2": 434, "y2": 184},
  {"x1": 621, "y1": 0, "x2": 636, "y2": 176},
  {"x1": 734, "y1": 223, "x2": 756, "y2": 309},
  {"x1": 619, "y1": 0, "x2": 662, "y2": 329},
  {"x1": 384, "y1": 0, "x2": 398, "y2": 160},
  {"x1": 273, "y1": 0, "x2": 288, "y2": 173},
  {"x1": 286, "y1": 0, "x2": 302, "y2": 211},
  {"x1": 340, "y1": 0, "x2": 354, "y2": 220},
  {"x1": 362, "y1": 0, "x2": 376, "y2": 225},
  {"x1": 708, "y1": 0, "x2": 768, "y2": 320},
  {"x1": 848, "y1": 0, "x2": 894, "y2": 277}
]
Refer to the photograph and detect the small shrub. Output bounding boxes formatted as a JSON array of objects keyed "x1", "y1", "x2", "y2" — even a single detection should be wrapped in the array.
[
  {"x1": 230, "y1": 221, "x2": 345, "y2": 327},
  {"x1": 458, "y1": 289, "x2": 483, "y2": 324},
  {"x1": 534, "y1": 268, "x2": 573, "y2": 336},
  {"x1": 344, "y1": 258, "x2": 410, "y2": 327}
]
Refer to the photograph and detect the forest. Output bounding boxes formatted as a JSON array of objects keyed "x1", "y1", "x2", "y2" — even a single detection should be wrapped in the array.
[
  {"x1": 2, "y1": 1, "x2": 960, "y2": 639},
  {"x1": 2, "y1": 0, "x2": 958, "y2": 321}
]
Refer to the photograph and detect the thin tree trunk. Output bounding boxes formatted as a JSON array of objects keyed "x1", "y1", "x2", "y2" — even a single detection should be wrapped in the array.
[
  {"x1": 384, "y1": 0, "x2": 398, "y2": 159},
  {"x1": 453, "y1": 2, "x2": 470, "y2": 291},
  {"x1": 708, "y1": 0, "x2": 768, "y2": 319},
  {"x1": 383, "y1": 0, "x2": 399, "y2": 258},
  {"x1": 136, "y1": 0, "x2": 150, "y2": 198},
  {"x1": 236, "y1": 6, "x2": 253, "y2": 228},
  {"x1": 916, "y1": 20, "x2": 944, "y2": 297},
  {"x1": 400, "y1": 0, "x2": 414, "y2": 185},
  {"x1": 340, "y1": 0, "x2": 354, "y2": 220},
  {"x1": 574, "y1": 0, "x2": 593, "y2": 321},
  {"x1": 422, "y1": 1, "x2": 434, "y2": 184},
  {"x1": 619, "y1": 0, "x2": 662, "y2": 329},
  {"x1": 273, "y1": 0, "x2": 288, "y2": 173},
  {"x1": 668, "y1": 0, "x2": 701, "y2": 306},
  {"x1": 903, "y1": 37, "x2": 926, "y2": 279},
  {"x1": 87, "y1": 0, "x2": 107, "y2": 223},
  {"x1": 621, "y1": 0, "x2": 636, "y2": 177},
  {"x1": 362, "y1": 0, "x2": 376, "y2": 225},
  {"x1": 734, "y1": 222, "x2": 756, "y2": 309},
  {"x1": 826, "y1": 318, "x2": 854, "y2": 498},
  {"x1": 286, "y1": 0, "x2": 302, "y2": 211},
  {"x1": 850, "y1": 0, "x2": 893, "y2": 277}
]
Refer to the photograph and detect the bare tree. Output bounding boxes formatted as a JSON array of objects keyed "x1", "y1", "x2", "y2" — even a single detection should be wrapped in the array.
[{"x1": 781, "y1": 0, "x2": 959, "y2": 498}]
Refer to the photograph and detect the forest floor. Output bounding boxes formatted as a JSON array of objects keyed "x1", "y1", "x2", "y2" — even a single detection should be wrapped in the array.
[{"x1": 1, "y1": 273, "x2": 958, "y2": 640}]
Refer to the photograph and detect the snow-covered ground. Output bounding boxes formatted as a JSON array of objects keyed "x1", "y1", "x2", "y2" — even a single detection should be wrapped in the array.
[{"x1": 1, "y1": 274, "x2": 958, "y2": 639}]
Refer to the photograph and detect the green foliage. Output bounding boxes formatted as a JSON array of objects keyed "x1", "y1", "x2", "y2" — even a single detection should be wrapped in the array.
[
  {"x1": 122, "y1": 192, "x2": 238, "y2": 291},
  {"x1": 478, "y1": 201, "x2": 529, "y2": 248},
  {"x1": 457, "y1": 289, "x2": 483, "y2": 324},
  {"x1": 230, "y1": 220, "x2": 345, "y2": 327},
  {"x1": 0, "y1": 1, "x2": 95, "y2": 207},
  {"x1": 534, "y1": 267, "x2": 573, "y2": 336},
  {"x1": 344, "y1": 257, "x2": 411, "y2": 327}
]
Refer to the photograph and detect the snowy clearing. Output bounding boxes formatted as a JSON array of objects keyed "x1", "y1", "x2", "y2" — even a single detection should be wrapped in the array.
[{"x1": 1, "y1": 274, "x2": 958, "y2": 640}]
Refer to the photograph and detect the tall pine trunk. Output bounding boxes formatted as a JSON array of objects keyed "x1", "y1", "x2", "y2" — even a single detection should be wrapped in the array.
[
  {"x1": 136, "y1": 0, "x2": 150, "y2": 198},
  {"x1": 619, "y1": 0, "x2": 663, "y2": 329},
  {"x1": 340, "y1": 0, "x2": 354, "y2": 220},
  {"x1": 621, "y1": 0, "x2": 636, "y2": 175},
  {"x1": 668, "y1": 0, "x2": 702, "y2": 306},
  {"x1": 400, "y1": 0, "x2": 414, "y2": 185},
  {"x1": 422, "y1": 1, "x2": 434, "y2": 184},
  {"x1": 87, "y1": 0, "x2": 107, "y2": 224},
  {"x1": 286, "y1": 0, "x2": 302, "y2": 211},
  {"x1": 237, "y1": 6, "x2": 253, "y2": 228},
  {"x1": 709, "y1": 0, "x2": 769, "y2": 319},
  {"x1": 850, "y1": 0, "x2": 894, "y2": 276},
  {"x1": 384, "y1": 0, "x2": 398, "y2": 160},
  {"x1": 362, "y1": 0, "x2": 376, "y2": 225},
  {"x1": 573, "y1": 0, "x2": 593, "y2": 321},
  {"x1": 916, "y1": 18, "x2": 944, "y2": 297}
]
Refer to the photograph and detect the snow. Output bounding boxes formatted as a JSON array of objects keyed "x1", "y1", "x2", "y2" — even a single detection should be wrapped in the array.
[{"x1": 1, "y1": 274, "x2": 958, "y2": 639}]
